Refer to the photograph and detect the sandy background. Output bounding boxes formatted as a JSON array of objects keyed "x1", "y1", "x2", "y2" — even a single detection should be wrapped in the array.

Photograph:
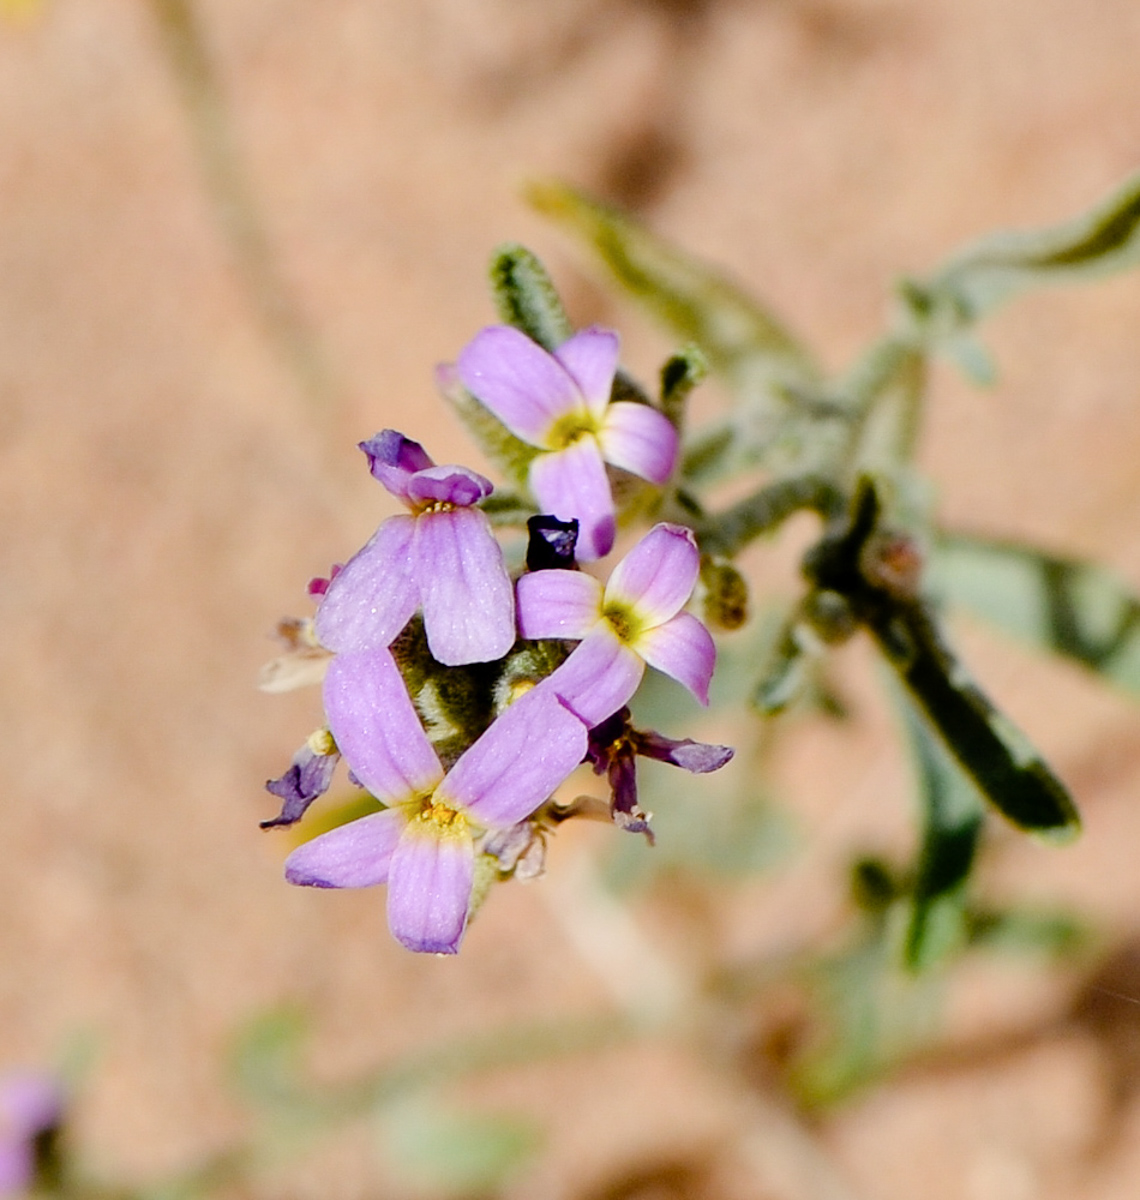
[{"x1": 3, "y1": 0, "x2": 1140, "y2": 1197}]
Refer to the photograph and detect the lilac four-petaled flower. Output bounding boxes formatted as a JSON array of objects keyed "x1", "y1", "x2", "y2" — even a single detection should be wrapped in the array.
[
  {"x1": 518, "y1": 522, "x2": 717, "y2": 727},
  {"x1": 456, "y1": 326, "x2": 678, "y2": 561},
  {"x1": 285, "y1": 648, "x2": 588, "y2": 954},
  {"x1": 314, "y1": 431, "x2": 515, "y2": 666}
]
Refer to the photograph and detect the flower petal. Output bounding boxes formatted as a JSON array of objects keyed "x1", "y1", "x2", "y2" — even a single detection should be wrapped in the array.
[
  {"x1": 605, "y1": 523, "x2": 699, "y2": 624},
  {"x1": 635, "y1": 610, "x2": 716, "y2": 706},
  {"x1": 541, "y1": 624, "x2": 646, "y2": 728},
  {"x1": 529, "y1": 440, "x2": 615, "y2": 561},
  {"x1": 440, "y1": 687, "x2": 589, "y2": 827},
  {"x1": 598, "y1": 401, "x2": 678, "y2": 483},
  {"x1": 405, "y1": 464, "x2": 493, "y2": 509},
  {"x1": 516, "y1": 569, "x2": 603, "y2": 640},
  {"x1": 387, "y1": 819, "x2": 475, "y2": 954},
  {"x1": 314, "y1": 515, "x2": 419, "y2": 653},
  {"x1": 456, "y1": 325, "x2": 581, "y2": 444},
  {"x1": 552, "y1": 326, "x2": 620, "y2": 417},
  {"x1": 284, "y1": 808, "x2": 405, "y2": 888},
  {"x1": 0, "y1": 1075, "x2": 63, "y2": 1139},
  {"x1": 0, "y1": 1144, "x2": 33, "y2": 1193},
  {"x1": 633, "y1": 730, "x2": 734, "y2": 773},
  {"x1": 322, "y1": 649, "x2": 443, "y2": 801},
  {"x1": 415, "y1": 506, "x2": 516, "y2": 664},
  {"x1": 262, "y1": 734, "x2": 340, "y2": 828},
  {"x1": 359, "y1": 430, "x2": 434, "y2": 501}
]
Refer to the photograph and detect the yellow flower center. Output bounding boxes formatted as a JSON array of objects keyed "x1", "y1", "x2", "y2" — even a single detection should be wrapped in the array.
[
  {"x1": 602, "y1": 600, "x2": 646, "y2": 645},
  {"x1": 546, "y1": 410, "x2": 600, "y2": 452},
  {"x1": 408, "y1": 796, "x2": 469, "y2": 838}
]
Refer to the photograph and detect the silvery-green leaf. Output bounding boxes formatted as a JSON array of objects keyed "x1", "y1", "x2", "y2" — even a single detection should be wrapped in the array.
[
  {"x1": 931, "y1": 533, "x2": 1140, "y2": 697},
  {"x1": 790, "y1": 925, "x2": 942, "y2": 1107},
  {"x1": 379, "y1": 1097, "x2": 541, "y2": 1197},
  {"x1": 489, "y1": 243, "x2": 573, "y2": 351},
  {"x1": 897, "y1": 695, "x2": 984, "y2": 972},
  {"x1": 834, "y1": 338, "x2": 928, "y2": 474},
  {"x1": 527, "y1": 179, "x2": 822, "y2": 476},
  {"x1": 804, "y1": 480, "x2": 1081, "y2": 837},
  {"x1": 910, "y1": 170, "x2": 1140, "y2": 330},
  {"x1": 527, "y1": 180, "x2": 819, "y2": 388}
]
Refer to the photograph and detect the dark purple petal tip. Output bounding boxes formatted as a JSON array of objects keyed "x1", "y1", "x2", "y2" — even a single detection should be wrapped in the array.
[
  {"x1": 633, "y1": 731, "x2": 734, "y2": 774},
  {"x1": 359, "y1": 430, "x2": 434, "y2": 498},
  {"x1": 262, "y1": 735, "x2": 340, "y2": 829}
]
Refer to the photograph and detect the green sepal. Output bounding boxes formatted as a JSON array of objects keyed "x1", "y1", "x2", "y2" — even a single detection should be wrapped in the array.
[
  {"x1": 489, "y1": 242, "x2": 573, "y2": 350},
  {"x1": 659, "y1": 344, "x2": 707, "y2": 431}
]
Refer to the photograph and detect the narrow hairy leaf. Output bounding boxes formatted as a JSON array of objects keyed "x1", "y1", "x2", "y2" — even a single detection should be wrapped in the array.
[
  {"x1": 932, "y1": 533, "x2": 1140, "y2": 697},
  {"x1": 908, "y1": 171, "x2": 1140, "y2": 328},
  {"x1": 897, "y1": 696, "x2": 984, "y2": 971}
]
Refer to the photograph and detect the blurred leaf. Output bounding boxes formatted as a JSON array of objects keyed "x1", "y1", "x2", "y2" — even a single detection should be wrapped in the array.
[
  {"x1": 932, "y1": 532, "x2": 1140, "y2": 698},
  {"x1": 379, "y1": 1097, "x2": 542, "y2": 1196},
  {"x1": 528, "y1": 180, "x2": 819, "y2": 387},
  {"x1": 790, "y1": 924, "x2": 942, "y2": 1107},
  {"x1": 659, "y1": 345, "x2": 708, "y2": 431},
  {"x1": 897, "y1": 696, "x2": 984, "y2": 971},
  {"x1": 601, "y1": 756, "x2": 794, "y2": 890},
  {"x1": 835, "y1": 338, "x2": 928, "y2": 474},
  {"x1": 489, "y1": 243, "x2": 573, "y2": 351},
  {"x1": 905, "y1": 171, "x2": 1140, "y2": 331},
  {"x1": 804, "y1": 480, "x2": 1080, "y2": 837},
  {"x1": 479, "y1": 490, "x2": 535, "y2": 526},
  {"x1": 528, "y1": 179, "x2": 823, "y2": 477},
  {"x1": 229, "y1": 1006, "x2": 310, "y2": 1107},
  {"x1": 965, "y1": 906, "x2": 1090, "y2": 957}
]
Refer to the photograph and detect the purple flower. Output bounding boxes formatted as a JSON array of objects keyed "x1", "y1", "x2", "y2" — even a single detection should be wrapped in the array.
[
  {"x1": 284, "y1": 648, "x2": 588, "y2": 954},
  {"x1": 456, "y1": 326, "x2": 678, "y2": 561},
  {"x1": 518, "y1": 523, "x2": 717, "y2": 728},
  {"x1": 314, "y1": 431, "x2": 515, "y2": 666},
  {"x1": 586, "y1": 709, "x2": 734, "y2": 841},
  {"x1": 0, "y1": 1074, "x2": 62, "y2": 1197}
]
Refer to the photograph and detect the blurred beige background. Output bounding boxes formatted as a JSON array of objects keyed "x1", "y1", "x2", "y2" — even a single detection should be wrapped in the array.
[{"x1": 3, "y1": 1, "x2": 1140, "y2": 1197}]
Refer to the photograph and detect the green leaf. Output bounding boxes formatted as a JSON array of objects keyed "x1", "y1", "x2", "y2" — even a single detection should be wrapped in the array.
[
  {"x1": 896, "y1": 695, "x2": 984, "y2": 972},
  {"x1": 790, "y1": 925, "x2": 942, "y2": 1108},
  {"x1": 931, "y1": 532, "x2": 1140, "y2": 698},
  {"x1": 907, "y1": 170, "x2": 1140, "y2": 330},
  {"x1": 804, "y1": 480, "x2": 1081, "y2": 837},
  {"x1": 488, "y1": 243, "x2": 573, "y2": 350},
  {"x1": 229, "y1": 1006, "x2": 310, "y2": 1106},
  {"x1": 527, "y1": 179, "x2": 823, "y2": 474},
  {"x1": 379, "y1": 1097, "x2": 542, "y2": 1197},
  {"x1": 659, "y1": 344, "x2": 707, "y2": 431}
]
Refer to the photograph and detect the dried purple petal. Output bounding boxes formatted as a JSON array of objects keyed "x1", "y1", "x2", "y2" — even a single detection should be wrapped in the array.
[{"x1": 262, "y1": 730, "x2": 341, "y2": 828}]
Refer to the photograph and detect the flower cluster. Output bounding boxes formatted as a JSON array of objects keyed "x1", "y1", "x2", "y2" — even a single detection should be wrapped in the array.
[{"x1": 264, "y1": 324, "x2": 731, "y2": 954}]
